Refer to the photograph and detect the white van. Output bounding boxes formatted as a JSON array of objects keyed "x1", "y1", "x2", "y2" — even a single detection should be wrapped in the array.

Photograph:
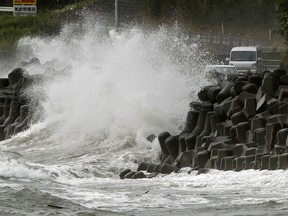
[{"x1": 227, "y1": 46, "x2": 262, "y2": 73}]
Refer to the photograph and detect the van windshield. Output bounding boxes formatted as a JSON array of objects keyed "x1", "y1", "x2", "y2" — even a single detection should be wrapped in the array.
[{"x1": 230, "y1": 51, "x2": 256, "y2": 61}]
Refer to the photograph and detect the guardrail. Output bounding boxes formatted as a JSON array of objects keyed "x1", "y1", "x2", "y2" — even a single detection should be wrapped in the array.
[{"x1": 197, "y1": 33, "x2": 256, "y2": 47}]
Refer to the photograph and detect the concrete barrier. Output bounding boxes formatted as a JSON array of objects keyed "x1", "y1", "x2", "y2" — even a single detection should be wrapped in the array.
[{"x1": 121, "y1": 67, "x2": 288, "y2": 178}]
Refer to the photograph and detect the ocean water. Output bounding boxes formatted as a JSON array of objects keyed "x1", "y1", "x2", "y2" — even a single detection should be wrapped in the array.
[{"x1": 0, "y1": 19, "x2": 288, "y2": 216}]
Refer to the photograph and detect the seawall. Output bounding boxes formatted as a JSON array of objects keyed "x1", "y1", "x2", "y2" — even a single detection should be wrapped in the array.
[
  {"x1": 120, "y1": 68, "x2": 288, "y2": 179},
  {"x1": 0, "y1": 67, "x2": 40, "y2": 141},
  {"x1": 2, "y1": 65, "x2": 288, "y2": 179}
]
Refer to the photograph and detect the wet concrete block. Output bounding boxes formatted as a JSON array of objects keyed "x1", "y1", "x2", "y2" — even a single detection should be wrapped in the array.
[
  {"x1": 269, "y1": 102, "x2": 281, "y2": 115},
  {"x1": 251, "y1": 117, "x2": 266, "y2": 132},
  {"x1": 197, "y1": 85, "x2": 214, "y2": 101},
  {"x1": 210, "y1": 113, "x2": 226, "y2": 134},
  {"x1": 245, "y1": 147, "x2": 257, "y2": 156},
  {"x1": 189, "y1": 101, "x2": 202, "y2": 110},
  {"x1": 278, "y1": 88, "x2": 288, "y2": 102},
  {"x1": 8, "y1": 68, "x2": 26, "y2": 86},
  {"x1": 185, "y1": 133, "x2": 197, "y2": 150},
  {"x1": 266, "y1": 122, "x2": 282, "y2": 152},
  {"x1": 147, "y1": 172, "x2": 159, "y2": 178},
  {"x1": 153, "y1": 164, "x2": 162, "y2": 173},
  {"x1": 197, "y1": 150, "x2": 210, "y2": 169},
  {"x1": 254, "y1": 128, "x2": 266, "y2": 147},
  {"x1": 228, "y1": 106, "x2": 243, "y2": 119},
  {"x1": 278, "y1": 153, "x2": 288, "y2": 169},
  {"x1": 223, "y1": 156, "x2": 236, "y2": 171},
  {"x1": 207, "y1": 86, "x2": 222, "y2": 103},
  {"x1": 234, "y1": 156, "x2": 246, "y2": 171},
  {"x1": 210, "y1": 148, "x2": 219, "y2": 159},
  {"x1": 255, "y1": 87, "x2": 264, "y2": 103},
  {"x1": 220, "y1": 99, "x2": 233, "y2": 115},
  {"x1": 207, "y1": 141, "x2": 228, "y2": 152},
  {"x1": 160, "y1": 163, "x2": 178, "y2": 174},
  {"x1": 233, "y1": 144, "x2": 248, "y2": 156},
  {"x1": 178, "y1": 135, "x2": 187, "y2": 153},
  {"x1": 219, "y1": 157, "x2": 225, "y2": 170},
  {"x1": 268, "y1": 155, "x2": 279, "y2": 170},
  {"x1": 262, "y1": 76, "x2": 278, "y2": 96},
  {"x1": 279, "y1": 102, "x2": 288, "y2": 114},
  {"x1": 243, "y1": 155, "x2": 255, "y2": 170},
  {"x1": 271, "y1": 69, "x2": 286, "y2": 80},
  {"x1": 248, "y1": 74, "x2": 263, "y2": 87},
  {"x1": 195, "y1": 111, "x2": 217, "y2": 148},
  {"x1": 218, "y1": 149, "x2": 233, "y2": 158},
  {"x1": 124, "y1": 171, "x2": 136, "y2": 179},
  {"x1": 161, "y1": 154, "x2": 171, "y2": 164},
  {"x1": 256, "y1": 93, "x2": 267, "y2": 111},
  {"x1": 230, "y1": 125, "x2": 237, "y2": 140},
  {"x1": 216, "y1": 149, "x2": 233, "y2": 170},
  {"x1": 158, "y1": 131, "x2": 171, "y2": 155},
  {"x1": 244, "y1": 97, "x2": 256, "y2": 118},
  {"x1": 236, "y1": 122, "x2": 250, "y2": 143},
  {"x1": 279, "y1": 75, "x2": 288, "y2": 85},
  {"x1": 132, "y1": 172, "x2": 147, "y2": 179},
  {"x1": 174, "y1": 151, "x2": 194, "y2": 168},
  {"x1": 147, "y1": 164, "x2": 157, "y2": 173},
  {"x1": 271, "y1": 146, "x2": 285, "y2": 155},
  {"x1": 119, "y1": 169, "x2": 131, "y2": 179},
  {"x1": 238, "y1": 92, "x2": 256, "y2": 106},
  {"x1": 234, "y1": 81, "x2": 248, "y2": 95},
  {"x1": 165, "y1": 135, "x2": 180, "y2": 163},
  {"x1": 216, "y1": 83, "x2": 234, "y2": 103},
  {"x1": 204, "y1": 158, "x2": 217, "y2": 169},
  {"x1": 231, "y1": 110, "x2": 249, "y2": 125},
  {"x1": 0, "y1": 78, "x2": 9, "y2": 88},
  {"x1": 227, "y1": 96, "x2": 241, "y2": 118},
  {"x1": 137, "y1": 162, "x2": 150, "y2": 171},
  {"x1": 246, "y1": 130, "x2": 254, "y2": 143},
  {"x1": 261, "y1": 155, "x2": 270, "y2": 170},
  {"x1": 242, "y1": 83, "x2": 258, "y2": 94},
  {"x1": 182, "y1": 110, "x2": 200, "y2": 134},
  {"x1": 277, "y1": 128, "x2": 288, "y2": 146}
]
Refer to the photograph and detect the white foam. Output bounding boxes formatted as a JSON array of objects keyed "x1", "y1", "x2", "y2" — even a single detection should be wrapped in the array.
[{"x1": 8, "y1": 21, "x2": 211, "y2": 174}]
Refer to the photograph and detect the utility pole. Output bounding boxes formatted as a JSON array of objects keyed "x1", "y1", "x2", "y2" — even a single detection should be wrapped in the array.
[{"x1": 115, "y1": 0, "x2": 119, "y2": 29}]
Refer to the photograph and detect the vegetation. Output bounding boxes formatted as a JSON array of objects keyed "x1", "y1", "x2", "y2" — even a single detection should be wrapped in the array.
[
  {"x1": 275, "y1": 0, "x2": 288, "y2": 66},
  {"x1": 0, "y1": 0, "x2": 287, "y2": 54},
  {"x1": 275, "y1": 0, "x2": 288, "y2": 41},
  {"x1": 0, "y1": 0, "x2": 99, "y2": 53}
]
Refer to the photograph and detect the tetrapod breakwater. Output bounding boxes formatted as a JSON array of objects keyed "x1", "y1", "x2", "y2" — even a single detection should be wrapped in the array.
[
  {"x1": 0, "y1": 67, "x2": 41, "y2": 141},
  {"x1": 120, "y1": 68, "x2": 288, "y2": 179}
]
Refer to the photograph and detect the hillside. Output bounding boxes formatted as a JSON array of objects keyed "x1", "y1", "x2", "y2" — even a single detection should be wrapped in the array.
[{"x1": 0, "y1": 0, "x2": 286, "y2": 58}]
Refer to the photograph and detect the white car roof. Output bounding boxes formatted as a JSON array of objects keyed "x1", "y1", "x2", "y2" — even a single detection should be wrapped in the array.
[
  {"x1": 231, "y1": 46, "x2": 257, "y2": 51},
  {"x1": 206, "y1": 65, "x2": 236, "y2": 68}
]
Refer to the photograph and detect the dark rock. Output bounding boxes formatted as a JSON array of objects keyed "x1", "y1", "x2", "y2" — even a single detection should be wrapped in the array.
[
  {"x1": 160, "y1": 163, "x2": 178, "y2": 174},
  {"x1": 158, "y1": 131, "x2": 171, "y2": 155},
  {"x1": 8, "y1": 68, "x2": 27, "y2": 86},
  {"x1": 146, "y1": 134, "x2": 156, "y2": 142},
  {"x1": 132, "y1": 171, "x2": 147, "y2": 179},
  {"x1": 119, "y1": 169, "x2": 131, "y2": 179},
  {"x1": 137, "y1": 162, "x2": 150, "y2": 171},
  {"x1": 124, "y1": 171, "x2": 136, "y2": 179}
]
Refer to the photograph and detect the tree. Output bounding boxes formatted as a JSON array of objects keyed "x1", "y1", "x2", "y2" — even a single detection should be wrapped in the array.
[{"x1": 275, "y1": 0, "x2": 288, "y2": 41}]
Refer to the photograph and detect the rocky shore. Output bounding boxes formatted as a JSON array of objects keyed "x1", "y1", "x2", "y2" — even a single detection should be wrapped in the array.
[
  {"x1": 2, "y1": 64, "x2": 288, "y2": 180},
  {"x1": 120, "y1": 68, "x2": 288, "y2": 179}
]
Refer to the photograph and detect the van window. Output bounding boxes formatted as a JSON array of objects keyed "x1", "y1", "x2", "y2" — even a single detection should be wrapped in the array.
[{"x1": 231, "y1": 51, "x2": 256, "y2": 61}]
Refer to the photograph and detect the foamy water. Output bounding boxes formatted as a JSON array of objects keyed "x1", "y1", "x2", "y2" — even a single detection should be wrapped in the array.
[{"x1": 0, "y1": 20, "x2": 287, "y2": 216}]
